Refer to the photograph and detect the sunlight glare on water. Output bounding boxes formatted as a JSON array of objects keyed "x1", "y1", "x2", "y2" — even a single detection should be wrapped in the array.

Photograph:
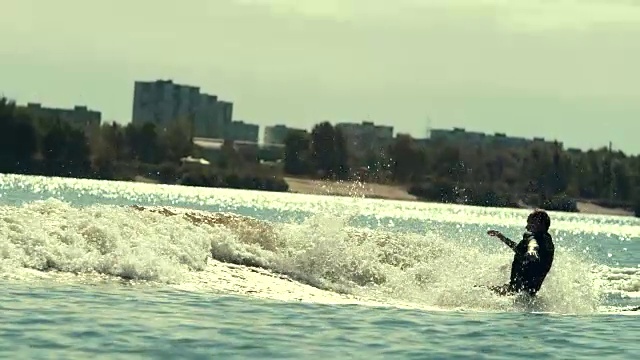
[{"x1": 1, "y1": 174, "x2": 639, "y2": 359}]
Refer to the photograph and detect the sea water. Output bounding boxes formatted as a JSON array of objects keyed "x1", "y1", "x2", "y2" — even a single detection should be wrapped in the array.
[{"x1": 0, "y1": 174, "x2": 638, "y2": 359}]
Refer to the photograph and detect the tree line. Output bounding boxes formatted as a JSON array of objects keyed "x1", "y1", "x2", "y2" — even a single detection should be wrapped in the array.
[
  {"x1": 3, "y1": 95, "x2": 639, "y2": 215},
  {"x1": 284, "y1": 122, "x2": 640, "y2": 215},
  {"x1": 0, "y1": 97, "x2": 289, "y2": 192}
]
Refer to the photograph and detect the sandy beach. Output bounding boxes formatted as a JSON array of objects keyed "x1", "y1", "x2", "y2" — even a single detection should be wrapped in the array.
[
  {"x1": 575, "y1": 201, "x2": 634, "y2": 217},
  {"x1": 131, "y1": 175, "x2": 633, "y2": 217},
  {"x1": 284, "y1": 177, "x2": 634, "y2": 217},
  {"x1": 284, "y1": 177, "x2": 418, "y2": 201}
]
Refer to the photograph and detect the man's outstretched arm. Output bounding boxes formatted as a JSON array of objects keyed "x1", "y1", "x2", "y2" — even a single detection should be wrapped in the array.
[{"x1": 487, "y1": 230, "x2": 517, "y2": 252}]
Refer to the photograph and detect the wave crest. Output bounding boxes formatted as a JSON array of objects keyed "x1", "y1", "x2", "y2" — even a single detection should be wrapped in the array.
[{"x1": 0, "y1": 199, "x2": 613, "y2": 314}]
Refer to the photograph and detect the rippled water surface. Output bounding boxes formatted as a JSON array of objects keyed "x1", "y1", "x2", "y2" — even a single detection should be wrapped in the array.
[{"x1": 1, "y1": 174, "x2": 639, "y2": 359}]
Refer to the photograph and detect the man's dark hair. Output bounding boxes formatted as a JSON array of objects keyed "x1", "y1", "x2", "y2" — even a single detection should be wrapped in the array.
[{"x1": 528, "y1": 209, "x2": 551, "y2": 230}]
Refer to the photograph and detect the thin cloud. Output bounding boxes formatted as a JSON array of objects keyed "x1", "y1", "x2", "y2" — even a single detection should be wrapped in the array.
[
  {"x1": 1, "y1": 0, "x2": 639, "y2": 152},
  {"x1": 239, "y1": 0, "x2": 640, "y2": 32}
]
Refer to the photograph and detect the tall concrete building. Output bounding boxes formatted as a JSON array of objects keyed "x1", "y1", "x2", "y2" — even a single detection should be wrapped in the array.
[
  {"x1": 21, "y1": 102, "x2": 101, "y2": 133},
  {"x1": 193, "y1": 94, "x2": 218, "y2": 137},
  {"x1": 335, "y1": 121, "x2": 394, "y2": 161},
  {"x1": 216, "y1": 101, "x2": 234, "y2": 138},
  {"x1": 131, "y1": 79, "x2": 232, "y2": 138},
  {"x1": 263, "y1": 124, "x2": 307, "y2": 145},
  {"x1": 429, "y1": 127, "x2": 562, "y2": 149},
  {"x1": 226, "y1": 120, "x2": 259, "y2": 142}
]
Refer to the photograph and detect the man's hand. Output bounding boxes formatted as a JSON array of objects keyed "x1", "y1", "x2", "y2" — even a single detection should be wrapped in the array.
[{"x1": 488, "y1": 230, "x2": 517, "y2": 251}]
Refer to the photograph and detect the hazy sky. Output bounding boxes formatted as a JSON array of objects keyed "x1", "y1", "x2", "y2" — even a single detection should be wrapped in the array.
[{"x1": 2, "y1": 0, "x2": 640, "y2": 152}]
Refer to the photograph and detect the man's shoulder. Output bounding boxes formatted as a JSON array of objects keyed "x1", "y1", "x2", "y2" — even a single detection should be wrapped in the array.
[
  {"x1": 524, "y1": 231, "x2": 553, "y2": 242},
  {"x1": 537, "y1": 231, "x2": 555, "y2": 247},
  {"x1": 519, "y1": 232, "x2": 537, "y2": 248}
]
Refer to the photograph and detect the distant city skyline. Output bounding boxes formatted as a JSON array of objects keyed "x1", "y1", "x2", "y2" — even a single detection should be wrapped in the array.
[
  {"x1": 2, "y1": 80, "x2": 626, "y2": 152},
  {"x1": 2, "y1": 0, "x2": 639, "y2": 153}
]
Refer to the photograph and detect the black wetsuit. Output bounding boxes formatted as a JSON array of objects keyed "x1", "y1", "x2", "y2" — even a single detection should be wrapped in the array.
[{"x1": 491, "y1": 231, "x2": 555, "y2": 296}]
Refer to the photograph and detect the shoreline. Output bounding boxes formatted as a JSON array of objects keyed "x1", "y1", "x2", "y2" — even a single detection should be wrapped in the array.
[
  {"x1": 283, "y1": 177, "x2": 418, "y2": 201},
  {"x1": 5, "y1": 172, "x2": 632, "y2": 217},
  {"x1": 283, "y1": 177, "x2": 635, "y2": 217},
  {"x1": 574, "y1": 201, "x2": 633, "y2": 217}
]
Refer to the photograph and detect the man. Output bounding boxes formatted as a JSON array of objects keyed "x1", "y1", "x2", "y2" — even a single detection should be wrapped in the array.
[{"x1": 486, "y1": 210, "x2": 555, "y2": 296}]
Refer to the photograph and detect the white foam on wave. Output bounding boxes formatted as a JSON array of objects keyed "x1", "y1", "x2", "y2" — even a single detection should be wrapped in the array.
[
  {"x1": 0, "y1": 199, "x2": 210, "y2": 283},
  {"x1": 2, "y1": 173, "x2": 640, "y2": 239},
  {"x1": 593, "y1": 265, "x2": 640, "y2": 297},
  {"x1": 0, "y1": 197, "x2": 625, "y2": 315}
]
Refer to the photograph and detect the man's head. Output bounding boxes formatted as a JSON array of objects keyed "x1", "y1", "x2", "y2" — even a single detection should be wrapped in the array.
[{"x1": 526, "y1": 209, "x2": 550, "y2": 232}]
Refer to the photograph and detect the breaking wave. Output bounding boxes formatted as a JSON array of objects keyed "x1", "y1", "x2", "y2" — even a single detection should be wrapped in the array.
[{"x1": 1, "y1": 198, "x2": 632, "y2": 315}]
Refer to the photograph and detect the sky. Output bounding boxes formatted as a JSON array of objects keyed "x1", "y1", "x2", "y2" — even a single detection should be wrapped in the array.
[{"x1": 2, "y1": 0, "x2": 640, "y2": 152}]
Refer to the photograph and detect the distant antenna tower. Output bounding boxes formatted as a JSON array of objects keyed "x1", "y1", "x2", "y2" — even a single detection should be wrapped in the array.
[{"x1": 426, "y1": 116, "x2": 432, "y2": 139}]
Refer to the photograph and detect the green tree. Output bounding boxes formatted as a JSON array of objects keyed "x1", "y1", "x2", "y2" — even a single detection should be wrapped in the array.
[
  {"x1": 219, "y1": 139, "x2": 243, "y2": 170},
  {"x1": 0, "y1": 98, "x2": 38, "y2": 173},
  {"x1": 159, "y1": 118, "x2": 194, "y2": 163},
  {"x1": 543, "y1": 141, "x2": 571, "y2": 196},
  {"x1": 310, "y1": 122, "x2": 349, "y2": 179},
  {"x1": 389, "y1": 135, "x2": 422, "y2": 183},
  {"x1": 41, "y1": 119, "x2": 91, "y2": 177},
  {"x1": 333, "y1": 128, "x2": 349, "y2": 180},
  {"x1": 434, "y1": 145, "x2": 466, "y2": 184},
  {"x1": 283, "y1": 131, "x2": 312, "y2": 175},
  {"x1": 612, "y1": 160, "x2": 632, "y2": 201},
  {"x1": 125, "y1": 123, "x2": 161, "y2": 164}
]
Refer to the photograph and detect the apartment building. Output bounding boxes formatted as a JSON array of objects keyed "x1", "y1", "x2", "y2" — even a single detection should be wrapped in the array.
[{"x1": 131, "y1": 79, "x2": 232, "y2": 138}]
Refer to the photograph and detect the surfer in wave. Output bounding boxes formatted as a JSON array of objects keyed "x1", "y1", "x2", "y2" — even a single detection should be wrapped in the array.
[{"x1": 485, "y1": 210, "x2": 555, "y2": 297}]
